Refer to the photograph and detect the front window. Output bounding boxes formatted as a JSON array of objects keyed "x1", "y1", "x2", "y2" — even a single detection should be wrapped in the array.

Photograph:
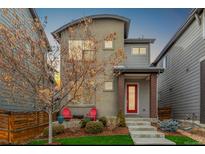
[
  {"x1": 132, "y1": 47, "x2": 147, "y2": 55},
  {"x1": 68, "y1": 40, "x2": 95, "y2": 60},
  {"x1": 68, "y1": 40, "x2": 83, "y2": 60},
  {"x1": 104, "y1": 81, "x2": 113, "y2": 91},
  {"x1": 104, "y1": 40, "x2": 113, "y2": 49}
]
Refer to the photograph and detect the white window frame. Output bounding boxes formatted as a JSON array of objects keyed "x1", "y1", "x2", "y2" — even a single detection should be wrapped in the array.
[
  {"x1": 104, "y1": 40, "x2": 113, "y2": 49},
  {"x1": 132, "y1": 47, "x2": 147, "y2": 55},
  {"x1": 68, "y1": 40, "x2": 95, "y2": 60},
  {"x1": 104, "y1": 81, "x2": 113, "y2": 91}
]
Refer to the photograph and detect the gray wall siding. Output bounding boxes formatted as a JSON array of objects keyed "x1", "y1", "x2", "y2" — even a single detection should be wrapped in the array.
[
  {"x1": 157, "y1": 17, "x2": 205, "y2": 120},
  {"x1": 0, "y1": 9, "x2": 40, "y2": 112},
  {"x1": 124, "y1": 44, "x2": 150, "y2": 67}
]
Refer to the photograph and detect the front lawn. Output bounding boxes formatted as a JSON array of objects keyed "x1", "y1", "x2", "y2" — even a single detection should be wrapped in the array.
[
  {"x1": 165, "y1": 135, "x2": 199, "y2": 145},
  {"x1": 29, "y1": 135, "x2": 134, "y2": 145}
]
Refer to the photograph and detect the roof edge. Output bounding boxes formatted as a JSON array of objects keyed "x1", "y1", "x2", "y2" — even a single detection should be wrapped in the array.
[
  {"x1": 152, "y1": 8, "x2": 204, "y2": 66},
  {"x1": 52, "y1": 14, "x2": 130, "y2": 40},
  {"x1": 124, "y1": 38, "x2": 155, "y2": 44},
  {"x1": 29, "y1": 8, "x2": 51, "y2": 52}
]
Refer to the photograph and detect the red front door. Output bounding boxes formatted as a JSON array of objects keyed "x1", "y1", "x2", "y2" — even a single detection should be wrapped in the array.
[{"x1": 127, "y1": 84, "x2": 138, "y2": 113}]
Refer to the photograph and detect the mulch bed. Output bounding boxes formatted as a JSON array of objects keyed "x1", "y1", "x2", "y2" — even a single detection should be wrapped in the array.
[
  {"x1": 39, "y1": 127, "x2": 129, "y2": 139},
  {"x1": 177, "y1": 129, "x2": 205, "y2": 144}
]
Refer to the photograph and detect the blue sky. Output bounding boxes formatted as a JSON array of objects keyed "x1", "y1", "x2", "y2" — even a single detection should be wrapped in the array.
[{"x1": 36, "y1": 8, "x2": 191, "y2": 62}]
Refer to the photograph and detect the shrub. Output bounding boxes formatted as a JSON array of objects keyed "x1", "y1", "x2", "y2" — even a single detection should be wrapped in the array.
[
  {"x1": 68, "y1": 119, "x2": 81, "y2": 133},
  {"x1": 159, "y1": 119, "x2": 179, "y2": 132},
  {"x1": 43, "y1": 124, "x2": 64, "y2": 137},
  {"x1": 99, "y1": 117, "x2": 107, "y2": 127},
  {"x1": 107, "y1": 116, "x2": 118, "y2": 131},
  {"x1": 85, "y1": 121, "x2": 104, "y2": 134},
  {"x1": 117, "y1": 110, "x2": 126, "y2": 127},
  {"x1": 80, "y1": 117, "x2": 91, "y2": 128}
]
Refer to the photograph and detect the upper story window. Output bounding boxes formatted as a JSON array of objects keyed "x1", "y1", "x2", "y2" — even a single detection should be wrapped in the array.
[
  {"x1": 68, "y1": 40, "x2": 95, "y2": 61},
  {"x1": 163, "y1": 56, "x2": 167, "y2": 69},
  {"x1": 104, "y1": 40, "x2": 113, "y2": 49},
  {"x1": 132, "y1": 47, "x2": 147, "y2": 55},
  {"x1": 104, "y1": 81, "x2": 113, "y2": 91}
]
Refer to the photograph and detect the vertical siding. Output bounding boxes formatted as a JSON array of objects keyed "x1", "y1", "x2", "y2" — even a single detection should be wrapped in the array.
[
  {"x1": 124, "y1": 44, "x2": 150, "y2": 67},
  {"x1": 157, "y1": 17, "x2": 205, "y2": 120}
]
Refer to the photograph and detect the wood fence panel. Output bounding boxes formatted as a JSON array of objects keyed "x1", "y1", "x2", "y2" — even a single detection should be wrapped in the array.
[
  {"x1": 0, "y1": 110, "x2": 51, "y2": 144},
  {"x1": 158, "y1": 106, "x2": 172, "y2": 120}
]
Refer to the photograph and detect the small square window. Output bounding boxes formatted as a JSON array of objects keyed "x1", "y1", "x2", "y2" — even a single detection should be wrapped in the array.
[
  {"x1": 104, "y1": 81, "x2": 113, "y2": 91},
  {"x1": 132, "y1": 48, "x2": 140, "y2": 55},
  {"x1": 83, "y1": 50, "x2": 94, "y2": 61},
  {"x1": 104, "y1": 40, "x2": 113, "y2": 49},
  {"x1": 139, "y1": 48, "x2": 146, "y2": 55}
]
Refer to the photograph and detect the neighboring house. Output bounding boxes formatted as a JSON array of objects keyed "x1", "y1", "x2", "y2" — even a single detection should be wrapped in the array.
[
  {"x1": 0, "y1": 8, "x2": 50, "y2": 112},
  {"x1": 152, "y1": 8, "x2": 205, "y2": 124},
  {"x1": 52, "y1": 14, "x2": 163, "y2": 118}
]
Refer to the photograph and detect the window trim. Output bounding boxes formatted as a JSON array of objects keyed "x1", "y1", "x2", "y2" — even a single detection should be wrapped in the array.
[
  {"x1": 104, "y1": 81, "x2": 114, "y2": 91},
  {"x1": 68, "y1": 39, "x2": 95, "y2": 61},
  {"x1": 131, "y1": 47, "x2": 147, "y2": 56},
  {"x1": 104, "y1": 40, "x2": 114, "y2": 50}
]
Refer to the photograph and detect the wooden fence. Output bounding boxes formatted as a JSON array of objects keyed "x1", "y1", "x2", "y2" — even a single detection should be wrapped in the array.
[
  {"x1": 0, "y1": 110, "x2": 49, "y2": 144},
  {"x1": 158, "y1": 106, "x2": 172, "y2": 120}
]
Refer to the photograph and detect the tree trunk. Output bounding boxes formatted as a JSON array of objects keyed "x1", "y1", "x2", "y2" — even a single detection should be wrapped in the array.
[{"x1": 48, "y1": 108, "x2": 53, "y2": 144}]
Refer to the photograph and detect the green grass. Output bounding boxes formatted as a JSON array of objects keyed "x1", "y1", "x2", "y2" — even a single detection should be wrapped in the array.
[
  {"x1": 29, "y1": 135, "x2": 134, "y2": 145},
  {"x1": 165, "y1": 135, "x2": 200, "y2": 145}
]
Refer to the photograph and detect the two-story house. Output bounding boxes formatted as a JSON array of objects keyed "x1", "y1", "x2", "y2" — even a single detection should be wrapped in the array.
[
  {"x1": 52, "y1": 14, "x2": 163, "y2": 119},
  {"x1": 152, "y1": 8, "x2": 205, "y2": 124}
]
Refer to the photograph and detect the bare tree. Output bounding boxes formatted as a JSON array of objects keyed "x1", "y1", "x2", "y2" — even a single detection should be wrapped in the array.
[{"x1": 0, "y1": 9, "x2": 126, "y2": 143}]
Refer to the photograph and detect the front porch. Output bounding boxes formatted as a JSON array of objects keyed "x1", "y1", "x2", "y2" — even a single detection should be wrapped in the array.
[{"x1": 114, "y1": 67, "x2": 163, "y2": 119}]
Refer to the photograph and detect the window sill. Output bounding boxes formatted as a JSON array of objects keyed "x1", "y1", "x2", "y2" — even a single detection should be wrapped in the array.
[
  {"x1": 103, "y1": 89, "x2": 114, "y2": 92},
  {"x1": 103, "y1": 48, "x2": 114, "y2": 51},
  {"x1": 67, "y1": 104, "x2": 95, "y2": 108}
]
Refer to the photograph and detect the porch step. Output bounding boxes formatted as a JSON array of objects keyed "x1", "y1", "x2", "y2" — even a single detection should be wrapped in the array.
[
  {"x1": 130, "y1": 131, "x2": 164, "y2": 138},
  {"x1": 132, "y1": 138, "x2": 175, "y2": 145},
  {"x1": 128, "y1": 125, "x2": 157, "y2": 131},
  {"x1": 126, "y1": 118, "x2": 175, "y2": 145},
  {"x1": 125, "y1": 117, "x2": 151, "y2": 122},
  {"x1": 126, "y1": 121, "x2": 151, "y2": 126}
]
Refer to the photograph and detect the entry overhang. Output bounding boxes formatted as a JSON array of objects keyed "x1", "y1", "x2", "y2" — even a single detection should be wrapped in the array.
[{"x1": 113, "y1": 66, "x2": 164, "y2": 74}]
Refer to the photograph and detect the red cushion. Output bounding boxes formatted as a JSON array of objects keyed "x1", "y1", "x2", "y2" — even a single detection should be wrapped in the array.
[
  {"x1": 61, "y1": 107, "x2": 72, "y2": 118},
  {"x1": 88, "y1": 108, "x2": 97, "y2": 116}
]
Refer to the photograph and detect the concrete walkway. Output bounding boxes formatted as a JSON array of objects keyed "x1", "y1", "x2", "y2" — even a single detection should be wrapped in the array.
[{"x1": 126, "y1": 118, "x2": 175, "y2": 145}]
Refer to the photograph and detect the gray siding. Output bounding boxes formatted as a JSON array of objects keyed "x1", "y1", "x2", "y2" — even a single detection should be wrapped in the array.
[
  {"x1": 157, "y1": 16, "x2": 205, "y2": 120},
  {"x1": 0, "y1": 9, "x2": 41, "y2": 112},
  {"x1": 124, "y1": 44, "x2": 150, "y2": 67}
]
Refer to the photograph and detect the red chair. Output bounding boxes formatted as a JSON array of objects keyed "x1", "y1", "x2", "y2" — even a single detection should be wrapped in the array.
[
  {"x1": 61, "y1": 107, "x2": 72, "y2": 120},
  {"x1": 86, "y1": 107, "x2": 97, "y2": 121}
]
